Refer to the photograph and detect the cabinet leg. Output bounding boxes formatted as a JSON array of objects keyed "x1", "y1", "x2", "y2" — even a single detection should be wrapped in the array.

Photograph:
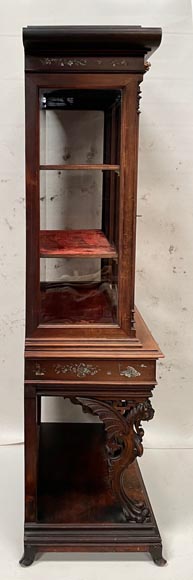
[
  {"x1": 149, "y1": 544, "x2": 167, "y2": 566},
  {"x1": 24, "y1": 386, "x2": 38, "y2": 521},
  {"x1": 19, "y1": 545, "x2": 36, "y2": 567}
]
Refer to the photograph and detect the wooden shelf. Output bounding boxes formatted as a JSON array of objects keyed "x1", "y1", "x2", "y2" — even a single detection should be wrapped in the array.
[
  {"x1": 39, "y1": 164, "x2": 120, "y2": 171},
  {"x1": 40, "y1": 230, "x2": 118, "y2": 259}
]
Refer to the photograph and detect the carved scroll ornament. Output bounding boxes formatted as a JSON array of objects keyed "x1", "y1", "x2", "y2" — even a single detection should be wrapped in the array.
[{"x1": 72, "y1": 397, "x2": 154, "y2": 523}]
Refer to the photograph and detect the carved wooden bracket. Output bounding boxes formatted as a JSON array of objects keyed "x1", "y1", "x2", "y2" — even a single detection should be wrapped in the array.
[
  {"x1": 71, "y1": 397, "x2": 154, "y2": 523},
  {"x1": 137, "y1": 82, "x2": 142, "y2": 114},
  {"x1": 144, "y1": 61, "x2": 151, "y2": 71}
]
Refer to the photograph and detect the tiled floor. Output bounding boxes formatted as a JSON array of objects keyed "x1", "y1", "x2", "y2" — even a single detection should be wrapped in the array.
[{"x1": 0, "y1": 444, "x2": 193, "y2": 579}]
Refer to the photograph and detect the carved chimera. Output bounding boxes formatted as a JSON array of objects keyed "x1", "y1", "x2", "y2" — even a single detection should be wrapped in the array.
[{"x1": 73, "y1": 397, "x2": 154, "y2": 523}]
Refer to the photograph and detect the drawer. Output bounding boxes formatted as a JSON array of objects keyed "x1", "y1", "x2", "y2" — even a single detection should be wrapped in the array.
[{"x1": 25, "y1": 358, "x2": 156, "y2": 384}]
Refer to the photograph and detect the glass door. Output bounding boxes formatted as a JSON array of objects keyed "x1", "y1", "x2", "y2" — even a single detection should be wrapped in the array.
[{"x1": 39, "y1": 88, "x2": 121, "y2": 326}]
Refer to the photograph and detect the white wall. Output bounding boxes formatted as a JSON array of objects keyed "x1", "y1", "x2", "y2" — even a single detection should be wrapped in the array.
[{"x1": 0, "y1": 0, "x2": 193, "y2": 447}]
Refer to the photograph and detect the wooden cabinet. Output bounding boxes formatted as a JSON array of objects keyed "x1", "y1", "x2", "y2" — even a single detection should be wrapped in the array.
[{"x1": 20, "y1": 26, "x2": 166, "y2": 567}]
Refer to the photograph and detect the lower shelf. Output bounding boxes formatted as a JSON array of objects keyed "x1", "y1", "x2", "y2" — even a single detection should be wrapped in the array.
[
  {"x1": 40, "y1": 282, "x2": 117, "y2": 324},
  {"x1": 23, "y1": 423, "x2": 165, "y2": 563},
  {"x1": 38, "y1": 423, "x2": 116, "y2": 523}
]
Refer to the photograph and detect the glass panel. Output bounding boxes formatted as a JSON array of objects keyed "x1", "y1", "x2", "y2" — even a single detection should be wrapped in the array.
[
  {"x1": 39, "y1": 88, "x2": 121, "y2": 165},
  {"x1": 40, "y1": 108, "x2": 104, "y2": 165},
  {"x1": 40, "y1": 258, "x2": 118, "y2": 324},
  {"x1": 40, "y1": 170, "x2": 119, "y2": 246},
  {"x1": 39, "y1": 88, "x2": 121, "y2": 326},
  {"x1": 40, "y1": 170, "x2": 103, "y2": 231}
]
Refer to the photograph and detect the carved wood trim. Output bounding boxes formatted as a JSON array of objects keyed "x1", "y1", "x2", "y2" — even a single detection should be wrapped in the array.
[
  {"x1": 72, "y1": 397, "x2": 154, "y2": 522},
  {"x1": 53, "y1": 362, "x2": 100, "y2": 378},
  {"x1": 25, "y1": 55, "x2": 145, "y2": 74},
  {"x1": 137, "y1": 82, "x2": 142, "y2": 114},
  {"x1": 144, "y1": 61, "x2": 151, "y2": 72}
]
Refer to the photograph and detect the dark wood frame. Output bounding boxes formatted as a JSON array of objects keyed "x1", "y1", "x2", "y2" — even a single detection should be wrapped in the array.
[{"x1": 25, "y1": 72, "x2": 142, "y2": 343}]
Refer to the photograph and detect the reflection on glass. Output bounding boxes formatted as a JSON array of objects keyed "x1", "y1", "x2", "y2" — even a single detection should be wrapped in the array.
[{"x1": 40, "y1": 258, "x2": 118, "y2": 324}]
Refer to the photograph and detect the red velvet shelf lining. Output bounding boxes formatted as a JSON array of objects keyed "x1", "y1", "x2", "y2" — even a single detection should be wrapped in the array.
[
  {"x1": 40, "y1": 230, "x2": 118, "y2": 259},
  {"x1": 40, "y1": 283, "x2": 117, "y2": 324}
]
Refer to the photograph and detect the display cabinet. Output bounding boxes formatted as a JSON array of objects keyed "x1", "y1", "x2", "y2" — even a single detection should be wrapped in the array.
[{"x1": 21, "y1": 26, "x2": 166, "y2": 566}]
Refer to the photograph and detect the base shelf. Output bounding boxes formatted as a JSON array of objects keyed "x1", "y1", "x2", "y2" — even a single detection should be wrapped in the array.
[
  {"x1": 38, "y1": 423, "x2": 121, "y2": 523},
  {"x1": 37, "y1": 423, "x2": 156, "y2": 526},
  {"x1": 23, "y1": 423, "x2": 165, "y2": 563}
]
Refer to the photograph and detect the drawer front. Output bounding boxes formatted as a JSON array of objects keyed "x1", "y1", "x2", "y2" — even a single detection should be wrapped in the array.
[{"x1": 25, "y1": 358, "x2": 156, "y2": 383}]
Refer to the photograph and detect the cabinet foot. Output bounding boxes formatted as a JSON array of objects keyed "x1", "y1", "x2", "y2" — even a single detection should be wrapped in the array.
[
  {"x1": 150, "y1": 545, "x2": 167, "y2": 566},
  {"x1": 19, "y1": 545, "x2": 36, "y2": 567}
]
